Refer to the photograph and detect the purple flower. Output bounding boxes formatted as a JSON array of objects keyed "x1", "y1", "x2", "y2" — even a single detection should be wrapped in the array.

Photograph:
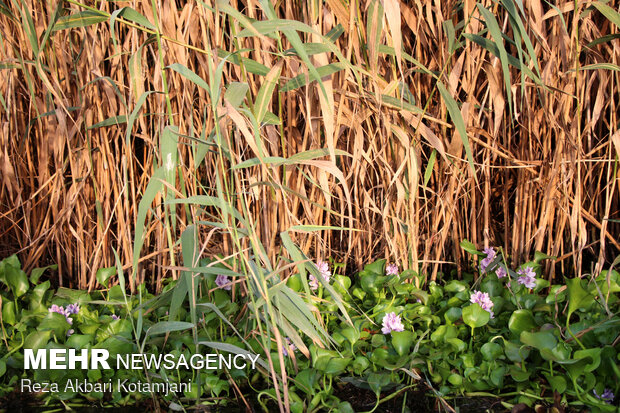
[
  {"x1": 381, "y1": 312, "x2": 405, "y2": 334},
  {"x1": 386, "y1": 263, "x2": 399, "y2": 276},
  {"x1": 517, "y1": 267, "x2": 537, "y2": 289},
  {"x1": 215, "y1": 274, "x2": 232, "y2": 290},
  {"x1": 496, "y1": 266, "x2": 507, "y2": 279},
  {"x1": 480, "y1": 247, "x2": 496, "y2": 273},
  {"x1": 309, "y1": 260, "x2": 331, "y2": 290},
  {"x1": 593, "y1": 388, "x2": 614, "y2": 403},
  {"x1": 111, "y1": 314, "x2": 120, "y2": 320},
  {"x1": 470, "y1": 290, "x2": 494, "y2": 318},
  {"x1": 66, "y1": 329, "x2": 74, "y2": 337},
  {"x1": 49, "y1": 304, "x2": 77, "y2": 325},
  {"x1": 65, "y1": 303, "x2": 80, "y2": 315},
  {"x1": 282, "y1": 338, "x2": 296, "y2": 356}
]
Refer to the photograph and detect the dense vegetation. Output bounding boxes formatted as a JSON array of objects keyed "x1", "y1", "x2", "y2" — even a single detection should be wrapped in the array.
[{"x1": 1, "y1": 247, "x2": 619, "y2": 411}]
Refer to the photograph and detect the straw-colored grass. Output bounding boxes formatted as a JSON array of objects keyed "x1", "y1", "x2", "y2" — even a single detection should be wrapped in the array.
[{"x1": 0, "y1": 0, "x2": 618, "y2": 290}]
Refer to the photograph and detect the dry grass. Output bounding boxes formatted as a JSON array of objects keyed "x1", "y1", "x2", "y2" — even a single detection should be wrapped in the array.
[{"x1": 0, "y1": 0, "x2": 618, "y2": 290}]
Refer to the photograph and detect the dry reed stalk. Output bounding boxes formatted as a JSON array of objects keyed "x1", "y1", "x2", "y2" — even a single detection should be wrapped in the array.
[{"x1": 0, "y1": 0, "x2": 618, "y2": 290}]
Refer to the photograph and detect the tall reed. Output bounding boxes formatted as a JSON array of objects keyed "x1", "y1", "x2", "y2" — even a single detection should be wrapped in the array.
[{"x1": 0, "y1": 0, "x2": 618, "y2": 291}]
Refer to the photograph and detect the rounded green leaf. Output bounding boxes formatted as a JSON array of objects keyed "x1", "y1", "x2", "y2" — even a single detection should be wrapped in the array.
[
  {"x1": 444, "y1": 307, "x2": 462, "y2": 324},
  {"x1": 481, "y1": 342, "x2": 503, "y2": 361},
  {"x1": 462, "y1": 304, "x2": 490, "y2": 328},
  {"x1": 391, "y1": 330, "x2": 414, "y2": 356},
  {"x1": 520, "y1": 330, "x2": 557, "y2": 351},
  {"x1": 508, "y1": 309, "x2": 536, "y2": 335}
]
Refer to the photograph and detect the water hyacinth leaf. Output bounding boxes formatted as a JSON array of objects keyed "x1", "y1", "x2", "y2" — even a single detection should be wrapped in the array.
[
  {"x1": 444, "y1": 307, "x2": 462, "y2": 324},
  {"x1": 462, "y1": 304, "x2": 490, "y2": 328},
  {"x1": 367, "y1": 372, "x2": 391, "y2": 394},
  {"x1": 508, "y1": 309, "x2": 536, "y2": 335},
  {"x1": 573, "y1": 348, "x2": 602, "y2": 372},
  {"x1": 53, "y1": 10, "x2": 107, "y2": 31},
  {"x1": 544, "y1": 373, "x2": 567, "y2": 394},
  {"x1": 24, "y1": 330, "x2": 52, "y2": 351},
  {"x1": 4, "y1": 263, "x2": 29, "y2": 297},
  {"x1": 96, "y1": 266, "x2": 116, "y2": 287},
  {"x1": 447, "y1": 337, "x2": 467, "y2": 353},
  {"x1": 520, "y1": 330, "x2": 557, "y2": 351},
  {"x1": 29, "y1": 264, "x2": 57, "y2": 284},
  {"x1": 460, "y1": 239, "x2": 480, "y2": 256},
  {"x1": 481, "y1": 342, "x2": 503, "y2": 361},
  {"x1": 391, "y1": 330, "x2": 414, "y2": 356},
  {"x1": 566, "y1": 277, "x2": 596, "y2": 317},
  {"x1": 503, "y1": 339, "x2": 530, "y2": 362},
  {"x1": 2, "y1": 302, "x2": 16, "y2": 325}
]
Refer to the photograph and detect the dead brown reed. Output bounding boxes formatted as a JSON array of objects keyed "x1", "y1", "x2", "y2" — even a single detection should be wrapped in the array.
[{"x1": 0, "y1": 0, "x2": 618, "y2": 290}]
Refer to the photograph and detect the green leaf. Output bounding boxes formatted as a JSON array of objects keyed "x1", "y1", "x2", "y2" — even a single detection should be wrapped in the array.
[
  {"x1": 462, "y1": 304, "x2": 490, "y2": 328},
  {"x1": 96, "y1": 266, "x2": 116, "y2": 287},
  {"x1": 367, "y1": 372, "x2": 390, "y2": 394},
  {"x1": 460, "y1": 239, "x2": 480, "y2": 256},
  {"x1": 144, "y1": 321, "x2": 194, "y2": 339},
  {"x1": 391, "y1": 330, "x2": 414, "y2": 356},
  {"x1": 444, "y1": 307, "x2": 462, "y2": 324},
  {"x1": 543, "y1": 373, "x2": 566, "y2": 394},
  {"x1": 24, "y1": 330, "x2": 52, "y2": 351},
  {"x1": 5, "y1": 264, "x2": 29, "y2": 297},
  {"x1": 436, "y1": 82, "x2": 476, "y2": 180},
  {"x1": 39, "y1": 312, "x2": 71, "y2": 338},
  {"x1": 53, "y1": 10, "x2": 107, "y2": 31},
  {"x1": 508, "y1": 309, "x2": 536, "y2": 335},
  {"x1": 481, "y1": 342, "x2": 503, "y2": 361},
  {"x1": 520, "y1": 330, "x2": 557, "y2": 351},
  {"x1": 592, "y1": 2, "x2": 620, "y2": 30},
  {"x1": 566, "y1": 277, "x2": 595, "y2": 318},
  {"x1": 280, "y1": 63, "x2": 345, "y2": 92},
  {"x1": 224, "y1": 82, "x2": 249, "y2": 108},
  {"x1": 114, "y1": 7, "x2": 155, "y2": 30},
  {"x1": 503, "y1": 339, "x2": 530, "y2": 363},
  {"x1": 2, "y1": 301, "x2": 16, "y2": 325},
  {"x1": 476, "y1": 4, "x2": 512, "y2": 117},
  {"x1": 29, "y1": 264, "x2": 57, "y2": 284},
  {"x1": 573, "y1": 348, "x2": 601, "y2": 372},
  {"x1": 87, "y1": 115, "x2": 127, "y2": 130}
]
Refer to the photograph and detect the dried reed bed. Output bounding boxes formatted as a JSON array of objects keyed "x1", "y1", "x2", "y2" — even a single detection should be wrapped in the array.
[{"x1": 0, "y1": 0, "x2": 618, "y2": 290}]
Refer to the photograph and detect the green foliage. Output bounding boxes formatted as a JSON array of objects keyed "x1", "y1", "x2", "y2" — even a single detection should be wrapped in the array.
[{"x1": 2, "y1": 249, "x2": 620, "y2": 412}]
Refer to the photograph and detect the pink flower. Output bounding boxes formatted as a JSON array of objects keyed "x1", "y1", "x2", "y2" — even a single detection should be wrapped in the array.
[
  {"x1": 480, "y1": 247, "x2": 496, "y2": 273},
  {"x1": 517, "y1": 267, "x2": 536, "y2": 289},
  {"x1": 470, "y1": 290, "x2": 494, "y2": 318},
  {"x1": 496, "y1": 266, "x2": 507, "y2": 279},
  {"x1": 385, "y1": 263, "x2": 399, "y2": 276},
  {"x1": 381, "y1": 312, "x2": 405, "y2": 334},
  {"x1": 215, "y1": 274, "x2": 232, "y2": 290},
  {"x1": 309, "y1": 260, "x2": 331, "y2": 290}
]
